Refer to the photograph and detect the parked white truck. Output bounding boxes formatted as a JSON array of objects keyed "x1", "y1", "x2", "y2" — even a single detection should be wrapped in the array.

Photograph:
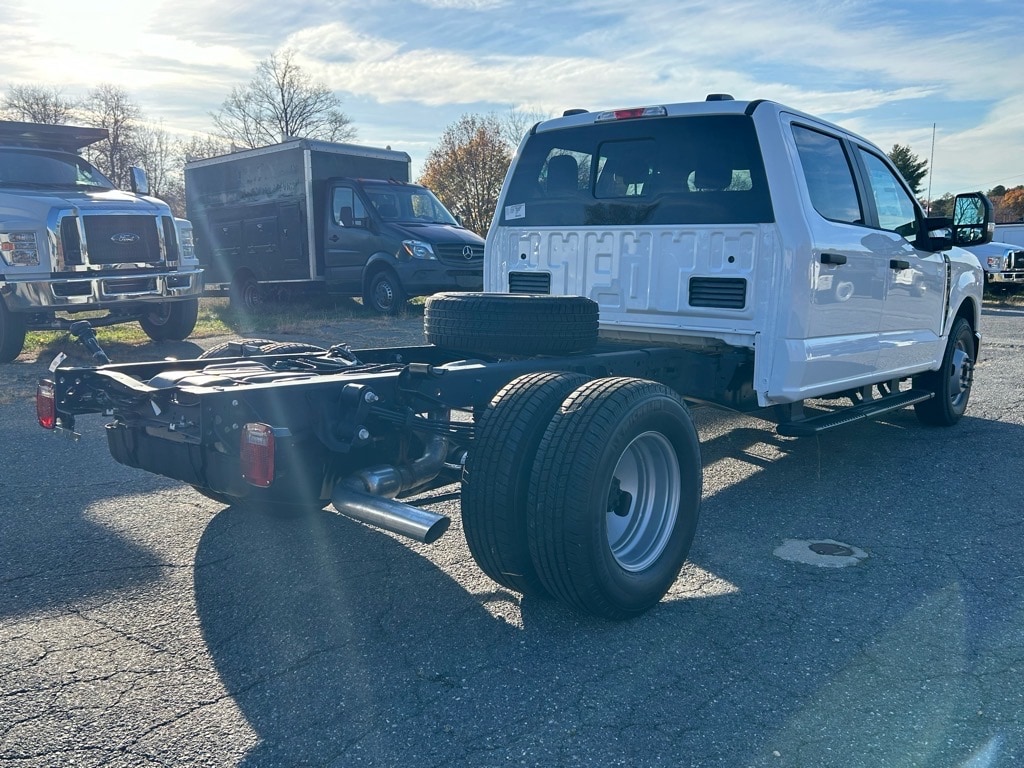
[
  {"x1": 964, "y1": 239, "x2": 1024, "y2": 288},
  {"x1": 994, "y1": 222, "x2": 1024, "y2": 247},
  {"x1": 37, "y1": 96, "x2": 992, "y2": 619},
  {"x1": 0, "y1": 121, "x2": 203, "y2": 362}
]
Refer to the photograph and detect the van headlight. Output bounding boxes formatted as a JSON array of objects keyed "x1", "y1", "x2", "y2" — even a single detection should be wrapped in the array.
[
  {"x1": 402, "y1": 240, "x2": 436, "y2": 260},
  {"x1": 0, "y1": 231, "x2": 40, "y2": 266}
]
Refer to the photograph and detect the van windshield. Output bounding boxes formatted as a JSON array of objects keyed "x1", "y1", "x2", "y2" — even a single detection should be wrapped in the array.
[
  {"x1": 501, "y1": 114, "x2": 774, "y2": 226},
  {"x1": 363, "y1": 183, "x2": 459, "y2": 226},
  {"x1": 0, "y1": 148, "x2": 115, "y2": 190}
]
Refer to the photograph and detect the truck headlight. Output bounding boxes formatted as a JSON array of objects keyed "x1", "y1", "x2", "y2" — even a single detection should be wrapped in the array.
[
  {"x1": 402, "y1": 240, "x2": 436, "y2": 260},
  {"x1": 0, "y1": 231, "x2": 40, "y2": 266},
  {"x1": 986, "y1": 255, "x2": 1008, "y2": 270},
  {"x1": 175, "y1": 219, "x2": 197, "y2": 264}
]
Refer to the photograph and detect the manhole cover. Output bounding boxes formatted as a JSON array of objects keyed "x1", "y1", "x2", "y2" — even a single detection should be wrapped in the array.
[
  {"x1": 774, "y1": 538, "x2": 867, "y2": 568},
  {"x1": 809, "y1": 542, "x2": 855, "y2": 557}
]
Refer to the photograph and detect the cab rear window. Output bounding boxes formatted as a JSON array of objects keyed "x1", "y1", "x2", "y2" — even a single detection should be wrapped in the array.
[{"x1": 501, "y1": 115, "x2": 774, "y2": 226}]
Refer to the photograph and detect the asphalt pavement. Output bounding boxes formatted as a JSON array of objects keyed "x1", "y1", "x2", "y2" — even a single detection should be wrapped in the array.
[{"x1": 1, "y1": 305, "x2": 1022, "y2": 767}]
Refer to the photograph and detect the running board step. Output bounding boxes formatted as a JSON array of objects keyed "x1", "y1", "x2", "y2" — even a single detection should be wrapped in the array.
[{"x1": 776, "y1": 389, "x2": 933, "y2": 437}]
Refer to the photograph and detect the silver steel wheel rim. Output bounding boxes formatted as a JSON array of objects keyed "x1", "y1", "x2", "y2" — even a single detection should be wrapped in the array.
[
  {"x1": 606, "y1": 431, "x2": 680, "y2": 572},
  {"x1": 374, "y1": 280, "x2": 394, "y2": 310},
  {"x1": 243, "y1": 283, "x2": 260, "y2": 309},
  {"x1": 948, "y1": 343, "x2": 973, "y2": 409}
]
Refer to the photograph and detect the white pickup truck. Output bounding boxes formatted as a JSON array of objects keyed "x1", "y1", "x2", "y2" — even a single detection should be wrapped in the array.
[
  {"x1": 0, "y1": 120, "x2": 203, "y2": 362},
  {"x1": 37, "y1": 95, "x2": 993, "y2": 619},
  {"x1": 965, "y1": 240, "x2": 1024, "y2": 287}
]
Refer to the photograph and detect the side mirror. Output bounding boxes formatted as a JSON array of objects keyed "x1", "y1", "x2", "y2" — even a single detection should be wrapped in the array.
[
  {"x1": 129, "y1": 166, "x2": 149, "y2": 196},
  {"x1": 951, "y1": 192, "x2": 994, "y2": 247},
  {"x1": 917, "y1": 216, "x2": 953, "y2": 252}
]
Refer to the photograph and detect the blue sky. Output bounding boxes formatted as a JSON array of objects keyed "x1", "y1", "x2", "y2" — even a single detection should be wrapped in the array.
[{"x1": 5, "y1": 0, "x2": 1022, "y2": 198}]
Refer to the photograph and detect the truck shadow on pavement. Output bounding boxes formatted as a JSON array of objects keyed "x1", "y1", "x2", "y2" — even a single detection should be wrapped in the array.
[
  {"x1": 192, "y1": 405, "x2": 1024, "y2": 767},
  {"x1": 0, "y1": 408, "x2": 179, "y2": 620}
]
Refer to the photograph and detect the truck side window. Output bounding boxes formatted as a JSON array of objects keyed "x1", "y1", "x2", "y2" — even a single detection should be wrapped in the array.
[
  {"x1": 792, "y1": 125, "x2": 863, "y2": 225},
  {"x1": 858, "y1": 150, "x2": 919, "y2": 238},
  {"x1": 332, "y1": 187, "x2": 367, "y2": 227}
]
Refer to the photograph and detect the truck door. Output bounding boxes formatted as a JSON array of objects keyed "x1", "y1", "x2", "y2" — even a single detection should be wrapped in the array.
[
  {"x1": 854, "y1": 148, "x2": 945, "y2": 374},
  {"x1": 324, "y1": 185, "x2": 376, "y2": 291},
  {"x1": 788, "y1": 122, "x2": 885, "y2": 392}
]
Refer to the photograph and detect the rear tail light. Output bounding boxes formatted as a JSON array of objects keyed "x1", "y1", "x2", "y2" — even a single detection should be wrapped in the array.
[
  {"x1": 36, "y1": 380, "x2": 56, "y2": 429},
  {"x1": 240, "y1": 422, "x2": 275, "y2": 487}
]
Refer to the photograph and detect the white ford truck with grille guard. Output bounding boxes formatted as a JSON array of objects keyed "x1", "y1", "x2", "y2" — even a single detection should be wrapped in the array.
[
  {"x1": 0, "y1": 120, "x2": 203, "y2": 362},
  {"x1": 37, "y1": 96, "x2": 992, "y2": 619}
]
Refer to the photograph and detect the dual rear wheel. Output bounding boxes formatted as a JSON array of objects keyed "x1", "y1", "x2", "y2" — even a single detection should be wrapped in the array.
[{"x1": 462, "y1": 373, "x2": 702, "y2": 620}]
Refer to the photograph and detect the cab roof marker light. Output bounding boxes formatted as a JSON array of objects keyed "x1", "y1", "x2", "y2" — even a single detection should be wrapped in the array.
[{"x1": 594, "y1": 106, "x2": 668, "y2": 122}]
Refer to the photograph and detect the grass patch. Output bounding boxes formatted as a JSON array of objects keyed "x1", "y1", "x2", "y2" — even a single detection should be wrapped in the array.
[
  {"x1": 984, "y1": 287, "x2": 1024, "y2": 307},
  {"x1": 21, "y1": 295, "x2": 426, "y2": 362}
]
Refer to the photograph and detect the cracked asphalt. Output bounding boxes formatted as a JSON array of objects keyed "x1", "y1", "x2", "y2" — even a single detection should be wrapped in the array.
[{"x1": 1, "y1": 304, "x2": 1023, "y2": 767}]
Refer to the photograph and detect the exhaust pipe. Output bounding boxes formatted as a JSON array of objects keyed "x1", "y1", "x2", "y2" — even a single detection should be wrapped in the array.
[
  {"x1": 332, "y1": 414, "x2": 451, "y2": 544},
  {"x1": 332, "y1": 485, "x2": 450, "y2": 544}
]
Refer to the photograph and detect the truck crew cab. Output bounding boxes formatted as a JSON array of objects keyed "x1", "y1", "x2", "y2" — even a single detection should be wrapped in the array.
[
  {"x1": 0, "y1": 120, "x2": 202, "y2": 362},
  {"x1": 38, "y1": 96, "x2": 992, "y2": 619}
]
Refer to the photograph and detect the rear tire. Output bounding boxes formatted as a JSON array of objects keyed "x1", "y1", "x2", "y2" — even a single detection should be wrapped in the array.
[
  {"x1": 528, "y1": 378, "x2": 702, "y2": 619},
  {"x1": 0, "y1": 299, "x2": 27, "y2": 363},
  {"x1": 230, "y1": 273, "x2": 261, "y2": 310},
  {"x1": 424, "y1": 293, "x2": 599, "y2": 356},
  {"x1": 913, "y1": 316, "x2": 975, "y2": 426},
  {"x1": 139, "y1": 298, "x2": 199, "y2": 342},
  {"x1": 462, "y1": 371, "x2": 592, "y2": 596}
]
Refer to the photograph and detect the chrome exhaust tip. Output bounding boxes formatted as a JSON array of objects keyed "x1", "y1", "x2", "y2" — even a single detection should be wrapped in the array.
[{"x1": 331, "y1": 485, "x2": 450, "y2": 544}]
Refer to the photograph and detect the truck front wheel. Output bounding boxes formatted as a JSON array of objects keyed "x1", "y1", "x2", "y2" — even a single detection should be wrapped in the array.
[
  {"x1": 139, "y1": 298, "x2": 200, "y2": 342},
  {"x1": 527, "y1": 378, "x2": 702, "y2": 619},
  {"x1": 462, "y1": 371, "x2": 592, "y2": 596},
  {"x1": 0, "y1": 299, "x2": 27, "y2": 363},
  {"x1": 913, "y1": 316, "x2": 975, "y2": 426}
]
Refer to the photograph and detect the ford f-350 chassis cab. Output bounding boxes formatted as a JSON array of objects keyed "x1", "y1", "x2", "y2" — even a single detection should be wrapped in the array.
[{"x1": 37, "y1": 96, "x2": 992, "y2": 619}]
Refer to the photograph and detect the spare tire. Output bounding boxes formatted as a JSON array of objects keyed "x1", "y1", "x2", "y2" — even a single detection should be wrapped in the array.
[
  {"x1": 198, "y1": 339, "x2": 326, "y2": 359},
  {"x1": 424, "y1": 293, "x2": 599, "y2": 356}
]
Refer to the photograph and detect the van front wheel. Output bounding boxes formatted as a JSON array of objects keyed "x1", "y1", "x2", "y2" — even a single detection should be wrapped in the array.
[{"x1": 364, "y1": 269, "x2": 406, "y2": 315}]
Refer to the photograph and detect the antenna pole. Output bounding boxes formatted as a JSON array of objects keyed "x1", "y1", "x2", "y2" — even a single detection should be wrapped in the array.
[{"x1": 926, "y1": 122, "x2": 936, "y2": 215}]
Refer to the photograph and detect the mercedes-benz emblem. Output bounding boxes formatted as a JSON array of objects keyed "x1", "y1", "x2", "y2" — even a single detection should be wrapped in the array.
[
  {"x1": 462, "y1": 245, "x2": 475, "y2": 260},
  {"x1": 111, "y1": 232, "x2": 141, "y2": 244}
]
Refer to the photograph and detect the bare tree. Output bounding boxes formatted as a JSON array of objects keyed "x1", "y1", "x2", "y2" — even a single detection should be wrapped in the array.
[
  {"x1": 212, "y1": 50, "x2": 356, "y2": 149},
  {"x1": 80, "y1": 84, "x2": 142, "y2": 188},
  {"x1": 419, "y1": 113, "x2": 512, "y2": 236},
  {"x1": 1, "y1": 84, "x2": 78, "y2": 124},
  {"x1": 500, "y1": 104, "x2": 550, "y2": 149}
]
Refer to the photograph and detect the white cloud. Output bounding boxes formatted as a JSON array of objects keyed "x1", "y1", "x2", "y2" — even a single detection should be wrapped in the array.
[{"x1": 1, "y1": 0, "x2": 1020, "y2": 195}]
